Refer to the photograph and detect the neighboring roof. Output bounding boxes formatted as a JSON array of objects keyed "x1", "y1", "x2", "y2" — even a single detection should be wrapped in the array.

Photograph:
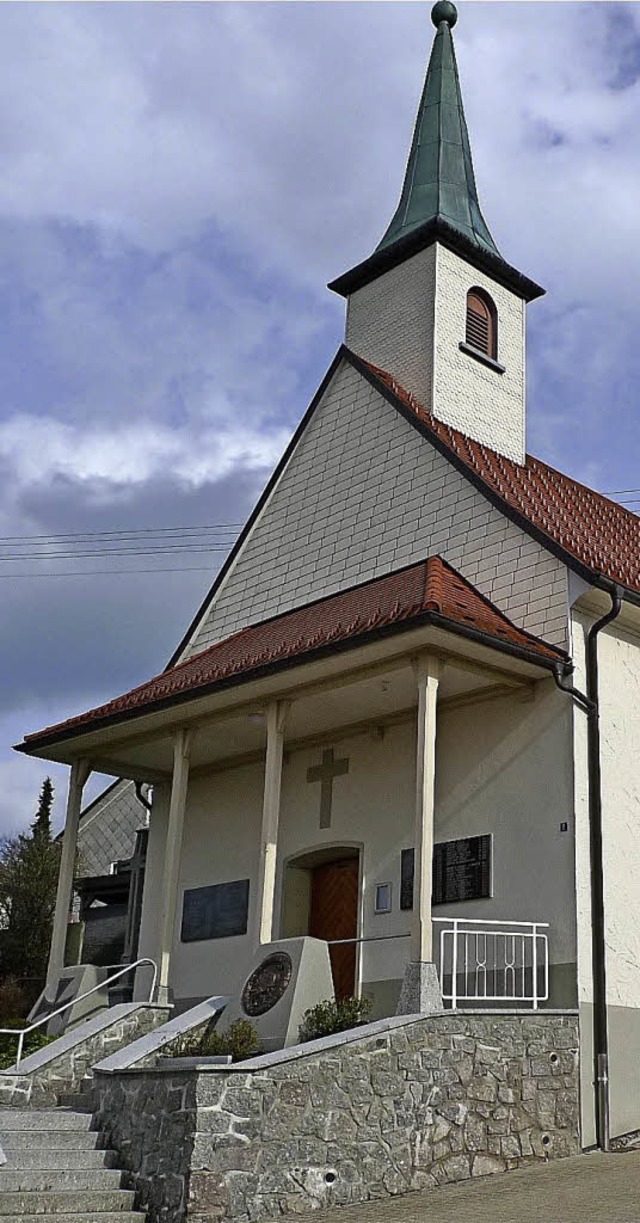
[
  {"x1": 354, "y1": 354, "x2": 640, "y2": 599},
  {"x1": 20, "y1": 557, "x2": 565, "y2": 751},
  {"x1": 377, "y1": 3, "x2": 499, "y2": 260}
]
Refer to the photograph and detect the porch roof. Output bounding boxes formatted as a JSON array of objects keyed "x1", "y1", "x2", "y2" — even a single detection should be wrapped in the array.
[{"x1": 19, "y1": 556, "x2": 565, "y2": 754}]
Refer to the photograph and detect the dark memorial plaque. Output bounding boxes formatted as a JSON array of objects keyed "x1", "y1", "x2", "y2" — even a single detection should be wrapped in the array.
[
  {"x1": 242, "y1": 952, "x2": 293, "y2": 1017},
  {"x1": 181, "y1": 879, "x2": 250, "y2": 942},
  {"x1": 400, "y1": 836, "x2": 491, "y2": 909},
  {"x1": 400, "y1": 848, "x2": 415, "y2": 910},
  {"x1": 433, "y1": 835, "x2": 491, "y2": 904}
]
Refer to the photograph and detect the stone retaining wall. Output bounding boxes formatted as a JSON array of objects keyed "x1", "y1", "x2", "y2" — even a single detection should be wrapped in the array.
[
  {"x1": 0, "y1": 1004, "x2": 171, "y2": 1108},
  {"x1": 93, "y1": 1010, "x2": 580, "y2": 1223}
]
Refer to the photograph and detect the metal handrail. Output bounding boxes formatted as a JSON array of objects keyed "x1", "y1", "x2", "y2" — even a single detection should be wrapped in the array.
[
  {"x1": 436, "y1": 919, "x2": 549, "y2": 1010},
  {"x1": 327, "y1": 934, "x2": 410, "y2": 946},
  {"x1": 432, "y1": 917, "x2": 550, "y2": 929},
  {"x1": 0, "y1": 957, "x2": 158, "y2": 1069}
]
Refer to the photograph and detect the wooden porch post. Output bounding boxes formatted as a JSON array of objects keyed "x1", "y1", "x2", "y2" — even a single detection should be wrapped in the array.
[
  {"x1": 256, "y1": 700, "x2": 289, "y2": 946},
  {"x1": 157, "y1": 727, "x2": 192, "y2": 1002},
  {"x1": 46, "y1": 758, "x2": 91, "y2": 998},
  {"x1": 412, "y1": 655, "x2": 440, "y2": 963}
]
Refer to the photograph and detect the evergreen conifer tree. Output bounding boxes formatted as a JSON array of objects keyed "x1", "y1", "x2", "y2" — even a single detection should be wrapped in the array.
[{"x1": 0, "y1": 778, "x2": 62, "y2": 991}]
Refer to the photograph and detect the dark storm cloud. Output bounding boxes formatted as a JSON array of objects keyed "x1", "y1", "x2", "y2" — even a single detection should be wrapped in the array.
[{"x1": 1, "y1": 3, "x2": 640, "y2": 832}]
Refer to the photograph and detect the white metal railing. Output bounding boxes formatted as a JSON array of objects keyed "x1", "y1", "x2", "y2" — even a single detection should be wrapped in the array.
[
  {"x1": 0, "y1": 958, "x2": 158, "y2": 1069},
  {"x1": 433, "y1": 918, "x2": 549, "y2": 1010}
]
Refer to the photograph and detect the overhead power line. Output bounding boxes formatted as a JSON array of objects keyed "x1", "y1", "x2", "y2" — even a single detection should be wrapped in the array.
[
  {"x1": 0, "y1": 519, "x2": 241, "y2": 577},
  {"x1": 0, "y1": 523, "x2": 241, "y2": 544},
  {"x1": 3, "y1": 567, "x2": 215, "y2": 578}
]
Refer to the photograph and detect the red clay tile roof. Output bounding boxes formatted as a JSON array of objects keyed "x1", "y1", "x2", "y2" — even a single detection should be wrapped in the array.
[
  {"x1": 356, "y1": 355, "x2": 640, "y2": 597},
  {"x1": 22, "y1": 556, "x2": 564, "y2": 748}
]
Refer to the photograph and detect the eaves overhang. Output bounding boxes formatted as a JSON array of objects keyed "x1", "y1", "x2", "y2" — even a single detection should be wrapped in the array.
[
  {"x1": 16, "y1": 607, "x2": 566, "y2": 760},
  {"x1": 328, "y1": 217, "x2": 545, "y2": 304}
]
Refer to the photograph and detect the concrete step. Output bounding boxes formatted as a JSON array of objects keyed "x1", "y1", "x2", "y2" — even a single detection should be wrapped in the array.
[
  {"x1": 3, "y1": 1149, "x2": 116, "y2": 1171},
  {"x1": 0, "y1": 1130, "x2": 100, "y2": 1151},
  {"x1": 0, "y1": 1215, "x2": 143, "y2": 1223},
  {"x1": 0, "y1": 1188, "x2": 136, "y2": 1214},
  {"x1": 56, "y1": 1093, "x2": 95, "y2": 1113},
  {"x1": 0, "y1": 1169, "x2": 123, "y2": 1192},
  {"x1": 0, "y1": 1110, "x2": 92, "y2": 1131}
]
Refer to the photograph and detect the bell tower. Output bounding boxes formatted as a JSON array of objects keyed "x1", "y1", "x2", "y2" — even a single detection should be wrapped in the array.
[{"x1": 329, "y1": 1, "x2": 544, "y2": 466}]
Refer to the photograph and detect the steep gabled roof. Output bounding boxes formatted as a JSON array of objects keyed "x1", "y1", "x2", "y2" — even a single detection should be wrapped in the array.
[
  {"x1": 169, "y1": 346, "x2": 639, "y2": 670},
  {"x1": 20, "y1": 557, "x2": 564, "y2": 751},
  {"x1": 355, "y1": 354, "x2": 640, "y2": 599}
]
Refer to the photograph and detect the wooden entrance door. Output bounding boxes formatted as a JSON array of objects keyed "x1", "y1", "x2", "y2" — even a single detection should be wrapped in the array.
[{"x1": 309, "y1": 858, "x2": 359, "y2": 998}]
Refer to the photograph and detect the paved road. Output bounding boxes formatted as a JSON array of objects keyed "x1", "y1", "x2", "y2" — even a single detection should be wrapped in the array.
[{"x1": 306, "y1": 1153, "x2": 640, "y2": 1223}]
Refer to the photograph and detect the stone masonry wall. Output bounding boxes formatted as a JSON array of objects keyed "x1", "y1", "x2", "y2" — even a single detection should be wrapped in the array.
[
  {"x1": 0, "y1": 1004, "x2": 170, "y2": 1109},
  {"x1": 94, "y1": 1010, "x2": 580, "y2": 1223}
]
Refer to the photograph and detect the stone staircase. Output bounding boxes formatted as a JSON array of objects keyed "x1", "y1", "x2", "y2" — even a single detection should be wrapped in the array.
[{"x1": 0, "y1": 1107, "x2": 144, "y2": 1221}]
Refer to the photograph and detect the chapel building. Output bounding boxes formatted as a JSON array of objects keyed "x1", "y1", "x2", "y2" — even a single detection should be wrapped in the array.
[{"x1": 19, "y1": 2, "x2": 640, "y2": 1152}]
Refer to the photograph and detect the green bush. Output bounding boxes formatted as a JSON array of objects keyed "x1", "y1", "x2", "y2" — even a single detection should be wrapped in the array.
[
  {"x1": 299, "y1": 995, "x2": 372, "y2": 1043},
  {"x1": 0, "y1": 1021, "x2": 55, "y2": 1070},
  {"x1": 182, "y1": 1018, "x2": 260, "y2": 1063}
]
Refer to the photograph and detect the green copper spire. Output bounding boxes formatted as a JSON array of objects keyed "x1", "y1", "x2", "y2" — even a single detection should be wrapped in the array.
[{"x1": 377, "y1": 2, "x2": 500, "y2": 258}]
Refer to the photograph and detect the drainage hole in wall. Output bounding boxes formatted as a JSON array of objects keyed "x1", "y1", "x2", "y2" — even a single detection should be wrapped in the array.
[
  {"x1": 542, "y1": 1135, "x2": 551, "y2": 1147},
  {"x1": 325, "y1": 1172, "x2": 337, "y2": 1185},
  {"x1": 549, "y1": 1053, "x2": 559, "y2": 1066}
]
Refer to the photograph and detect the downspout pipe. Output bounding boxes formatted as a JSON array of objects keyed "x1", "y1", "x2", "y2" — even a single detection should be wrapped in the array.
[{"x1": 553, "y1": 584, "x2": 622, "y2": 1153}]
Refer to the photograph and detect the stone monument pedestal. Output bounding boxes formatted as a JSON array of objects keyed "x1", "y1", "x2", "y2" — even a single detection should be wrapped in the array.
[
  {"x1": 396, "y1": 961, "x2": 444, "y2": 1016},
  {"x1": 28, "y1": 965, "x2": 110, "y2": 1036},
  {"x1": 219, "y1": 936, "x2": 334, "y2": 1052}
]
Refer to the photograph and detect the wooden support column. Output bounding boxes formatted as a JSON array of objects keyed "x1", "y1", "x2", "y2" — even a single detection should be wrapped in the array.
[
  {"x1": 157, "y1": 727, "x2": 192, "y2": 1001},
  {"x1": 256, "y1": 700, "x2": 290, "y2": 946},
  {"x1": 411, "y1": 656, "x2": 441, "y2": 964},
  {"x1": 46, "y1": 758, "x2": 91, "y2": 998}
]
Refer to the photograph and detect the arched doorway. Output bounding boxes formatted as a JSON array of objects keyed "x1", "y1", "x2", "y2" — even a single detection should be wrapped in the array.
[{"x1": 282, "y1": 846, "x2": 361, "y2": 998}]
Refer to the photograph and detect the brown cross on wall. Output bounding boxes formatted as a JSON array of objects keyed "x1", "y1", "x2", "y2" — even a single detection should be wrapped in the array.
[{"x1": 306, "y1": 748, "x2": 349, "y2": 829}]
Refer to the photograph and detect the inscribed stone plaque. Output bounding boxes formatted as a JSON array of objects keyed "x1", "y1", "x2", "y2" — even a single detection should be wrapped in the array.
[
  {"x1": 242, "y1": 952, "x2": 293, "y2": 1016},
  {"x1": 220, "y1": 936, "x2": 334, "y2": 1052},
  {"x1": 400, "y1": 836, "x2": 492, "y2": 909},
  {"x1": 181, "y1": 879, "x2": 249, "y2": 942}
]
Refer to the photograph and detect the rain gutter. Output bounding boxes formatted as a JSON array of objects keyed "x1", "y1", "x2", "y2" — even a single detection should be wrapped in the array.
[{"x1": 553, "y1": 583, "x2": 623, "y2": 1152}]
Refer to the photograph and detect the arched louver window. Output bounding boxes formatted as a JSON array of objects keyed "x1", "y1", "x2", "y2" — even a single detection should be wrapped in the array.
[{"x1": 466, "y1": 290, "x2": 497, "y2": 360}]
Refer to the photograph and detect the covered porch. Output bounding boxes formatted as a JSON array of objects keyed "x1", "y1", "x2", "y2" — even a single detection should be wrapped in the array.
[{"x1": 18, "y1": 557, "x2": 576, "y2": 1020}]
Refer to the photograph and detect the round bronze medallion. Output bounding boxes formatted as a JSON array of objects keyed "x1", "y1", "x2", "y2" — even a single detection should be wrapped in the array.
[{"x1": 241, "y1": 952, "x2": 293, "y2": 1017}]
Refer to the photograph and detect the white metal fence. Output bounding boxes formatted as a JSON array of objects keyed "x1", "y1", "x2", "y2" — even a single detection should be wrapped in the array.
[{"x1": 433, "y1": 918, "x2": 549, "y2": 1010}]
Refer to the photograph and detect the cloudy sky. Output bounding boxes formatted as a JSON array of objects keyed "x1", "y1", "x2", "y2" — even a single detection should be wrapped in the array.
[{"x1": 1, "y1": 1, "x2": 639, "y2": 836}]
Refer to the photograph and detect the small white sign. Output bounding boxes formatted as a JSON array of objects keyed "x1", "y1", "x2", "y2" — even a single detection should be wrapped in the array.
[{"x1": 375, "y1": 882, "x2": 392, "y2": 914}]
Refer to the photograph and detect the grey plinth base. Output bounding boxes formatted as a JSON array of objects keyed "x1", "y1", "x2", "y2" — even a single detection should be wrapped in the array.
[{"x1": 396, "y1": 961, "x2": 444, "y2": 1015}]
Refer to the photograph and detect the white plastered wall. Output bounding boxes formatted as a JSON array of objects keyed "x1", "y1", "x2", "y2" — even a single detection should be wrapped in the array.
[
  {"x1": 571, "y1": 607, "x2": 640, "y2": 1143},
  {"x1": 189, "y1": 360, "x2": 568, "y2": 656},
  {"x1": 135, "y1": 783, "x2": 169, "y2": 1001},
  {"x1": 597, "y1": 619, "x2": 640, "y2": 1140},
  {"x1": 598, "y1": 624, "x2": 640, "y2": 1008},
  {"x1": 139, "y1": 764, "x2": 264, "y2": 1005},
  {"x1": 433, "y1": 245, "x2": 526, "y2": 464},
  {"x1": 138, "y1": 682, "x2": 576, "y2": 1014}
]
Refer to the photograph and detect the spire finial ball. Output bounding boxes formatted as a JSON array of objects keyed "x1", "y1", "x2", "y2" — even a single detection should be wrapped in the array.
[{"x1": 431, "y1": 1, "x2": 458, "y2": 29}]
